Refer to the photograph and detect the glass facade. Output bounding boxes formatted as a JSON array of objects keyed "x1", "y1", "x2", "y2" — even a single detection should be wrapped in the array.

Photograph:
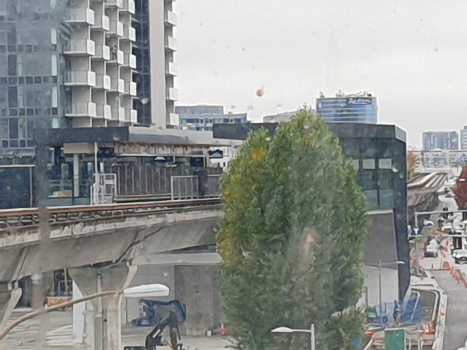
[
  {"x1": 133, "y1": 0, "x2": 151, "y2": 126},
  {"x1": 422, "y1": 131, "x2": 458, "y2": 151},
  {"x1": 0, "y1": 0, "x2": 66, "y2": 156},
  {"x1": 316, "y1": 96, "x2": 378, "y2": 123}
]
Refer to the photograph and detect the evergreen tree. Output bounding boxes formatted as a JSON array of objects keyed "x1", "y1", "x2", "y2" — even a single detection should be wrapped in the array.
[{"x1": 217, "y1": 110, "x2": 369, "y2": 350}]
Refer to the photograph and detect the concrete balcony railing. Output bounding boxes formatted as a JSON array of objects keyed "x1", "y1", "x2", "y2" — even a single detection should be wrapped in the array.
[
  {"x1": 64, "y1": 40, "x2": 95, "y2": 56},
  {"x1": 124, "y1": 53, "x2": 137, "y2": 69},
  {"x1": 169, "y1": 113, "x2": 180, "y2": 126},
  {"x1": 124, "y1": 81, "x2": 137, "y2": 96},
  {"x1": 64, "y1": 102, "x2": 97, "y2": 118},
  {"x1": 66, "y1": 8, "x2": 95, "y2": 25},
  {"x1": 165, "y1": 11, "x2": 177, "y2": 26},
  {"x1": 165, "y1": 36, "x2": 177, "y2": 51},
  {"x1": 166, "y1": 88, "x2": 178, "y2": 101},
  {"x1": 166, "y1": 62, "x2": 178, "y2": 76},
  {"x1": 105, "y1": 0, "x2": 123, "y2": 8},
  {"x1": 109, "y1": 20, "x2": 124, "y2": 36},
  {"x1": 111, "y1": 107, "x2": 125, "y2": 121},
  {"x1": 120, "y1": 0, "x2": 135, "y2": 14},
  {"x1": 96, "y1": 104, "x2": 112, "y2": 119},
  {"x1": 94, "y1": 44, "x2": 110, "y2": 60},
  {"x1": 111, "y1": 78, "x2": 125, "y2": 93},
  {"x1": 122, "y1": 25, "x2": 136, "y2": 42},
  {"x1": 131, "y1": 109, "x2": 137, "y2": 123},
  {"x1": 95, "y1": 74, "x2": 111, "y2": 89},
  {"x1": 64, "y1": 71, "x2": 96, "y2": 87},
  {"x1": 92, "y1": 14, "x2": 110, "y2": 31},
  {"x1": 109, "y1": 49, "x2": 124, "y2": 64}
]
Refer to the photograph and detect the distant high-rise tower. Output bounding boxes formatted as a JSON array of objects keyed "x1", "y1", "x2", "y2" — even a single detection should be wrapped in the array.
[
  {"x1": 422, "y1": 131, "x2": 458, "y2": 151},
  {"x1": 316, "y1": 90, "x2": 377, "y2": 123}
]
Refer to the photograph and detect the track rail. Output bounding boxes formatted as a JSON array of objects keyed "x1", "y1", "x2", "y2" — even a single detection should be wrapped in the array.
[{"x1": 0, "y1": 198, "x2": 222, "y2": 231}]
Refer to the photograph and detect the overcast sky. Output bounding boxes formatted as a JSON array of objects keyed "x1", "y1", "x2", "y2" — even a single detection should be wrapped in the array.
[{"x1": 174, "y1": 0, "x2": 467, "y2": 146}]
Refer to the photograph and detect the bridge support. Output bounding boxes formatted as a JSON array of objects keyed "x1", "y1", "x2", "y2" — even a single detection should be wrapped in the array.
[
  {"x1": 69, "y1": 264, "x2": 137, "y2": 350},
  {"x1": 0, "y1": 283, "x2": 22, "y2": 333}
]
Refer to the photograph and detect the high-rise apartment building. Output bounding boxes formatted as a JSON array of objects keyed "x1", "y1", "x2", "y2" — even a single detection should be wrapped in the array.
[
  {"x1": 175, "y1": 105, "x2": 248, "y2": 131},
  {"x1": 316, "y1": 90, "x2": 378, "y2": 123},
  {"x1": 422, "y1": 131, "x2": 458, "y2": 151},
  {"x1": 0, "y1": 0, "x2": 177, "y2": 157},
  {"x1": 460, "y1": 126, "x2": 467, "y2": 150}
]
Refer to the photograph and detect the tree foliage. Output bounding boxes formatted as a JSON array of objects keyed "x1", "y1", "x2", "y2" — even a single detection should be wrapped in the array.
[{"x1": 216, "y1": 110, "x2": 370, "y2": 350}]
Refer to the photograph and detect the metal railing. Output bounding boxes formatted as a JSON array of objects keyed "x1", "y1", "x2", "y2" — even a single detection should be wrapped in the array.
[
  {"x1": 206, "y1": 174, "x2": 221, "y2": 197},
  {"x1": 171, "y1": 176, "x2": 199, "y2": 200},
  {"x1": 90, "y1": 173, "x2": 117, "y2": 205}
]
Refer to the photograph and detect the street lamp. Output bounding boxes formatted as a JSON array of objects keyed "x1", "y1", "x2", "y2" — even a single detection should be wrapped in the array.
[
  {"x1": 271, "y1": 324, "x2": 315, "y2": 350},
  {"x1": 368, "y1": 261, "x2": 405, "y2": 326},
  {"x1": 0, "y1": 284, "x2": 169, "y2": 343}
]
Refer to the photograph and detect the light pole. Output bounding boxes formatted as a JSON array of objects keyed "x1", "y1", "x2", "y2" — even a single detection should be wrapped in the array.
[
  {"x1": 369, "y1": 261, "x2": 405, "y2": 326},
  {"x1": 271, "y1": 324, "x2": 315, "y2": 350},
  {"x1": 0, "y1": 283, "x2": 169, "y2": 346}
]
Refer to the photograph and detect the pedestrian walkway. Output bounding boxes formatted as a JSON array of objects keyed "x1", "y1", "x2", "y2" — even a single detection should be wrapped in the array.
[{"x1": 432, "y1": 270, "x2": 467, "y2": 350}]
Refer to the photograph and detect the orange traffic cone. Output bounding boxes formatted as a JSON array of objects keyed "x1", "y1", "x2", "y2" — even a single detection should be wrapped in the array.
[
  {"x1": 442, "y1": 260, "x2": 451, "y2": 270},
  {"x1": 431, "y1": 262, "x2": 435, "y2": 269},
  {"x1": 220, "y1": 323, "x2": 226, "y2": 336}
]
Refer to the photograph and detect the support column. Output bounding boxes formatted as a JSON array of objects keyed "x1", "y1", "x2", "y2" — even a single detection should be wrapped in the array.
[
  {"x1": 69, "y1": 264, "x2": 137, "y2": 350},
  {"x1": 0, "y1": 283, "x2": 22, "y2": 333}
]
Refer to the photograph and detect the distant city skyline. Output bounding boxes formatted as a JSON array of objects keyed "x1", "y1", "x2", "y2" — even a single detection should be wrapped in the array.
[{"x1": 174, "y1": 0, "x2": 467, "y2": 147}]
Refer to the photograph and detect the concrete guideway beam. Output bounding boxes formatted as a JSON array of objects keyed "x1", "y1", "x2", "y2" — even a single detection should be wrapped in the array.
[{"x1": 0, "y1": 217, "x2": 219, "y2": 284}]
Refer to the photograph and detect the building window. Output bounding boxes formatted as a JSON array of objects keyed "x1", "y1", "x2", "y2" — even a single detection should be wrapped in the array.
[
  {"x1": 379, "y1": 189, "x2": 394, "y2": 209},
  {"x1": 362, "y1": 159, "x2": 375, "y2": 170},
  {"x1": 363, "y1": 189, "x2": 378, "y2": 209},
  {"x1": 378, "y1": 158, "x2": 392, "y2": 169}
]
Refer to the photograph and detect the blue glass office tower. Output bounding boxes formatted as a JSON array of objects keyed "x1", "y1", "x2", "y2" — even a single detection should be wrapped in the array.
[{"x1": 316, "y1": 91, "x2": 378, "y2": 123}]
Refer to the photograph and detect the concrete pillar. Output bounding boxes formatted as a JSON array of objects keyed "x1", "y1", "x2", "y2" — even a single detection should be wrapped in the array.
[
  {"x1": 174, "y1": 265, "x2": 225, "y2": 335},
  {"x1": 69, "y1": 264, "x2": 137, "y2": 350},
  {"x1": 30, "y1": 274, "x2": 46, "y2": 309},
  {"x1": 0, "y1": 283, "x2": 22, "y2": 332}
]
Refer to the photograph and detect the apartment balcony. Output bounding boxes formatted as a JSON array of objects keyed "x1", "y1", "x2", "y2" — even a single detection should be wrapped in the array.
[
  {"x1": 65, "y1": 102, "x2": 97, "y2": 118},
  {"x1": 96, "y1": 104, "x2": 112, "y2": 120},
  {"x1": 64, "y1": 40, "x2": 95, "y2": 56},
  {"x1": 165, "y1": 11, "x2": 177, "y2": 26},
  {"x1": 105, "y1": 0, "x2": 123, "y2": 8},
  {"x1": 166, "y1": 88, "x2": 178, "y2": 101},
  {"x1": 166, "y1": 62, "x2": 178, "y2": 76},
  {"x1": 165, "y1": 36, "x2": 177, "y2": 51},
  {"x1": 122, "y1": 0, "x2": 135, "y2": 14},
  {"x1": 110, "y1": 78, "x2": 125, "y2": 93},
  {"x1": 109, "y1": 19, "x2": 124, "y2": 36},
  {"x1": 122, "y1": 25, "x2": 136, "y2": 42},
  {"x1": 111, "y1": 107, "x2": 125, "y2": 121},
  {"x1": 93, "y1": 44, "x2": 110, "y2": 60},
  {"x1": 95, "y1": 74, "x2": 111, "y2": 89},
  {"x1": 123, "y1": 53, "x2": 137, "y2": 69},
  {"x1": 64, "y1": 71, "x2": 96, "y2": 86},
  {"x1": 66, "y1": 8, "x2": 95, "y2": 25},
  {"x1": 123, "y1": 81, "x2": 137, "y2": 96},
  {"x1": 131, "y1": 109, "x2": 137, "y2": 123},
  {"x1": 169, "y1": 113, "x2": 180, "y2": 126},
  {"x1": 109, "y1": 49, "x2": 124, "y2": 64},
  {"x1": 92, "y1": 14, "x2": 110, "y2": 31}
]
